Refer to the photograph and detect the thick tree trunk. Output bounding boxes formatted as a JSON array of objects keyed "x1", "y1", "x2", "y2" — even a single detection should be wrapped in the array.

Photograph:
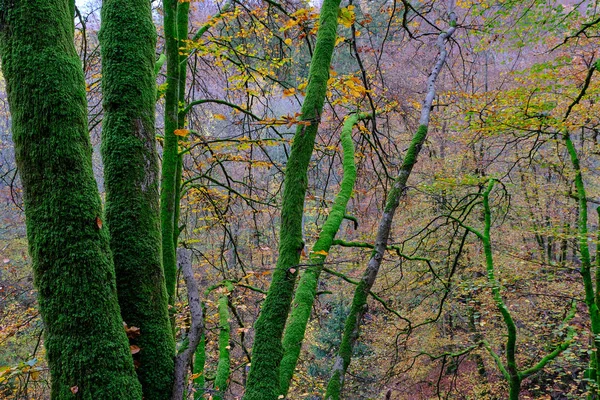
[
  {"x1": 0, "y1": 0, "x2": 142, "y2": 398},
  {"x1": 324, "y1": 7, "x2": 456, "y2": 398},
  {"x1": 99, "y1": 0, "x2": 176, "y2": 398},
  {"x1": 242, "y1": 0, "x2": 342, "y2": 398},
  {"x1": 279, "y1": 112, "x2": 367, "y2": 396}
]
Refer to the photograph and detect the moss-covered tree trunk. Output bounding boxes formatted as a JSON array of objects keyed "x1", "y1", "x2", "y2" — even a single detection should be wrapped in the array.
[
  {"x1": 242, "y1": 0, "x2": 342, "y2": 398},
  {"x1": 565, "y1": 131, "x2": 600, "y2": 396},
  {"x1": 99, "y1": 0, "x2": 176, "y2": 398},
  {"x1": 160, "y1": 0, "x2": 180, "y2": 306},
  {"x1": 279, "y1": 112, "x2": 367, "y2": 396},
  {"x1": 0, "y1": 0, "x2": 142, "y2": 398},
  {"x1": 324, "y1": 8, "x2": 457, "y2": 399},
  {"x1": 214, "y1": 294, "x2": 231, "y2": 400}
]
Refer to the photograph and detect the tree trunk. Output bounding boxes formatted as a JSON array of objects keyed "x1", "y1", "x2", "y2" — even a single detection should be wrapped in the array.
[
  {"x1": 242, "y1": 0, "x2": 342, "y2": 398},
  {"x1": 0, "y1": 0, "x2": 142, "y2": 398},
  {"x1": 279, "y1": 112, "x2": 367, "y2": 396},
  {"x1": 99, "y1": 0, "x2": 176, "y2": 398},
  {"x1": 160, "y1": 0, "x2": 180, "y2": 306},
  {"x1": 324, "y1": 7, "x2": 456, "y2": 398}
]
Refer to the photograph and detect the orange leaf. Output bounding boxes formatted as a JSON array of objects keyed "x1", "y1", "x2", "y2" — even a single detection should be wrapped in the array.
[
  {"x1": 130, "y1": 345, "x2": 141, "y2": 355},
  {"x1": 174, "y1": 129, "x2": 189, "y2": 137},
  {"x1": 283, "y1": 88, "x2": 296, "y2": 97},
  {"x1": 95, "y1": 216, "x2": 102, "y2": 230}
]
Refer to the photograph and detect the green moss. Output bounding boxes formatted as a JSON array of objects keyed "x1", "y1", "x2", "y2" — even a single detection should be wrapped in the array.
[
  {"x1": 193, "y1": 325, "x2": 206, "y2": 399},
  {"x1": 324, "y1": 280, "x2": 368, "y2": 400},
  {"x1": 242, "y1": 0, "x2": 341, "y2": 398},
  {"x1": 325, "y1": 124, "x2": 429, "y2": 400},
  {"x1": 160, "y1": 0, "x2": 180, "y2": 307},
  {"x1": 279, "y1": 112, "x2": 366, "y2": 396},
  {"x1": 384, "y1": 124, "x2": 427, "y2": 213},
  {"x1": 214, "y1": 295, "x2": 231, "y2": 400},
  {"x1": 0, "y1": 0, "x2": 142, "y2": 398},
  {"x1": 565, "y1": 132, "x2": 600, "y2": 394},
  {"x1": 99, "y1": 0, "x2": 175, "y2": 398}
]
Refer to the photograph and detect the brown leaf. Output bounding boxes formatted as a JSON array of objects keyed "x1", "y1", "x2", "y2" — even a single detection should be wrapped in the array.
[
  {"x1": 125, "y1": 325, "x2": 141, "y2": 339},
  {"x1": 130, "y1": 345, "x2": 141, "y2": 355},
  {"x1": 70, "y1": 386, "x2": 78, "y2": 394},
  {"x1": 95, "y1": 216, "x2": 102, "y2": 230}
]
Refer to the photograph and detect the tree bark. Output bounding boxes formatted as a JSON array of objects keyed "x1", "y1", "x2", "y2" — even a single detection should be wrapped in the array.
[
  {"x1": 0, "y1": 0, "x2": 142, "y2": 398},
  {"x1": 99, "y1": 0, "x2": 176, "y2": 398}
]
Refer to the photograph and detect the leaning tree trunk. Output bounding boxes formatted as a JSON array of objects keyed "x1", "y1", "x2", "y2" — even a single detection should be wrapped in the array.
[
  {"x1": 99, "y1": 0, "x2": 176, "y2": 398},
  {"x1": 0, "y1": 0, "x2": 142, "y2": 398},
  {"x1": 242, "y1": 0, "x2": 342, "y2": 398},
  {"x1": 279, "y1": 112, "x2": 368, "y2": 396},
  {"x1": 324, "y1": 6, "x2": 457, "y2": 399}
]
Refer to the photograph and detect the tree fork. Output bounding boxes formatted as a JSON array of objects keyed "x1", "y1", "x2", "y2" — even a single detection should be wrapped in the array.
[{"x1": 0, "y1": 0, "x2": 142, "y2": 397}]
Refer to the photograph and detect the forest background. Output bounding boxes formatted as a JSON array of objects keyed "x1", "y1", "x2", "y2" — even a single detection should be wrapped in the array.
[{"x1": 2, "y1": 0, "x2": 600, "y2": 399}]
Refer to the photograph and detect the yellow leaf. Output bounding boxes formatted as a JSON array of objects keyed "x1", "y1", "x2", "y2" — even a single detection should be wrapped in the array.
[
  {"x1": 214, "y1": 113, "x2": 227, "y2": 120},
  {"x1": 338, "y1": 7, "x2": 355, "y2": 28},
  {"x1": 312, "y1": 249, "x2": 328, "y2": 256},
  {"x1": 283, "y1": 88, "x2": 296, "y2": 97},
  {"x1": 284, "y1": 38, "x2": 292, "y2": 45},
  {"x1": 174, "y1": 129, "x2": 190, "y2": 137}
]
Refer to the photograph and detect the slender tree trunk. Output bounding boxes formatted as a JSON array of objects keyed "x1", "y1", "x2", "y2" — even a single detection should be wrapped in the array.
[
  {"x1": 173, "y1": 0, "x2": 189, "y2": 252},
  {"x1": 161, "y1": 0, "x2": 180, "y2": 306},
  {"x1": 99, "y1": 0, "x2": 176, "y2": 398},
  {"x1": 243, "y1": 0, "x2": 342, "y2": 398},
  {"x1": 214, "y1": 293, "x2": 232, "y2": 400},
  {"x1": 565, "y1": 131, "x2": 600, "y2": 396},
  {"x1": 279, "y1": 112, "x2": 368, "y2": 396},
  {"x1": 324, "y1": 7, "x2": 456, "y2": 398},
  {"x1": 0, "y1": 0, "x2": 142, "y2": 398}
]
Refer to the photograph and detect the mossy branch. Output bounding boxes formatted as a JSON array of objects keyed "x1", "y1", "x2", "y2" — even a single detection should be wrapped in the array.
[
  {"x1": 243, "y1": 0, "x2": 343, "y2": 397},
  {"x1": 279, "y1": 112, "x2": 369, "y2": 396}
]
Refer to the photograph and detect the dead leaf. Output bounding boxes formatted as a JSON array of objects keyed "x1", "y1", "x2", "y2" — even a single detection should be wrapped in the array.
[
  {"x1": 174, "y1": 129, "x2": 190, "y2": 137},
  {"x1": 70, "y1": 386, "x2": 78, "y2": 394},
  {"x1": 130, "y1": 345, "x2": 141, "y2": 355},
  {"x1": 95, "y1": 216, "x2": 102, "y2": 230}
]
